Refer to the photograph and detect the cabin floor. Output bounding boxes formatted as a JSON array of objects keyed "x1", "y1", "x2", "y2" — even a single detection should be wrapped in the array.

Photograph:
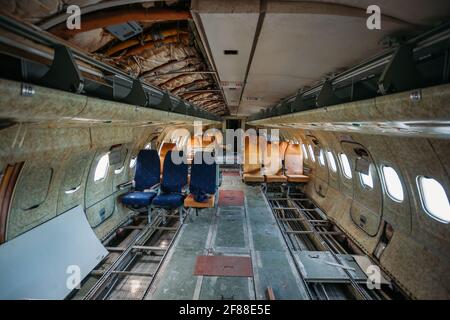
[
  {"x1": 75, "y1": 168, "x2": 389, "y2": 300},
  {"x1": 133, "y1": 171, "x2": 310, "y2": 300}
]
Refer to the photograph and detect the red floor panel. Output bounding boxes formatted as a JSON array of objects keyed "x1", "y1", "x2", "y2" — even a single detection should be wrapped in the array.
[
  {"x1": 218, "y1": 190, "x2": 244, "y2": 206},
  {"x1": 194, "y1": 256, "x2": 253, "y2": 277}
]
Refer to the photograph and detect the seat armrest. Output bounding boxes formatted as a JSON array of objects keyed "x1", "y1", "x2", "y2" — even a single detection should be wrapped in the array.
[{"x1": 149, "y1": 183, "x2": 160, "y2": 191}]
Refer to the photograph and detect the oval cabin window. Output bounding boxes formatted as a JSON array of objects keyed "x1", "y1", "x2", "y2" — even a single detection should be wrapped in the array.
[
  {"x1": 129, "y1": 157, "x2": 137, "y2": 169},
  {"x1": 301, "y1": 144, "x2": 309, "y2": 160},
  {"x1": 327, "y1": 151, "x2": 337, "y2": 172},
  {"x1": 340, "y1": 153, "x2": 352, "y2": 179},
  {"x1": 318, "y1": 149, "x2": 325, "y2": 166},
  {"x1": 418, "y1": 177, "x2": 450, "y2": 223},
  {"x1": 308, "y1": 144, "x2": 315, "y2": 162},
  {"x1": 382, "y1": 166, "x2": 404, "y2": 202},
  {"x1": 94, "y1": 154, "x2": 109, "y2": 182}
]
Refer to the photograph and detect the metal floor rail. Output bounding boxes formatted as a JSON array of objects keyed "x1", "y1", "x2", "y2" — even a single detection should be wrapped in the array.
[
  {"x1": 81, "y1": 211, "x2": 183, "y2": 300},
  {"x1": 263, "y1": 186, "x2": 390, "y2": 300}
]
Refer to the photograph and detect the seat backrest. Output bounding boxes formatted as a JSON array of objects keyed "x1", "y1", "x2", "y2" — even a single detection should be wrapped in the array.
[
  {"x1": 262, "y1": 141, "x2": 284, "y2": 175},
  {"x1": 190, "y1": 152, "x2": 218, "y2": 195},
  {"x1": 188, "y1": 136, "x2": 202, "y2": 149},
  {"x1": 159, "y1": 142, "x2": 176, "y2": 172},
  {"x1": 161, "y1": 150, "x2": 188, "y2": 193},
  {"x1": 284, "y1": 144, "x2": 304, "y2": 175},
  {"x1": 134, "y1": 150, "x2": 160, "y2": 191},
  {"x1": 243, "y1": 135, "x2": 262, "y2": 174},
  {"x1": 279, "y1": 141, "x2": 289, "y2": 161}
]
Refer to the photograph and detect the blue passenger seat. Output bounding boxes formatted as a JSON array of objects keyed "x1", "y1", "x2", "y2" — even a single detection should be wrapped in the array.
[
  {"x1": 121, "y1": 150, "x2": 160, "y2": 208},
  {"x1": 152, "y1": 150, "x2": 188, "y2": 222},
  {"x1": 184, "y1": 152, "x2": 218, "y2": 216}
]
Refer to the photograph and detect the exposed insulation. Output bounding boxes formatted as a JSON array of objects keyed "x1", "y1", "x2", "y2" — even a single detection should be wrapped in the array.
[
  {"x1": 124, "y1": 43, "x2": 196, "y2": 73},
  {"x1": 1, "y1": 0, "x2": 101, "y2": 23},
  {"x1": 1, "y1": 0, "x2": 228, "y2": 115},
  {"x1": 68, "y1": 28, "x2": 115, "y2": 52},
  {"x1": 160, "y1": 73, "x2": 206, "y2": 91}
]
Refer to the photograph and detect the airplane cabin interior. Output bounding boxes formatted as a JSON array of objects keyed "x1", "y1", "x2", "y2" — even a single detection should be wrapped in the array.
[{"x1": 0, "y1": 0, "x2": 449, "y2": 304}]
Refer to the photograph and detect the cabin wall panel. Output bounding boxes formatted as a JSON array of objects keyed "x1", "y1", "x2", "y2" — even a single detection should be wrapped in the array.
[
  {"x1": 1, "y1": 124, "x2": 165, "y2": 242},
  {"x1": 0, "y1": 79, "x2": 87, "y2": 123},
  {"x1": 0, "y1": 125, "x2": 91, "y2": 162},
  {"x1": 281, "y1": 126, "x2": 449, "y2": 299},
  {"x1": 57, "y1": 151, "x2": 94, "y2": 215},
  {"x1": 316, "y1": 132, "x2": 339, "y2": 191},
  {"x1": 6, "y1": 158, "x2": 64, "y2": 240},
  {"x1": 252, "y1": 83, "x2": 450, "y2": 299},
  {"x1": 361, "y1": 135, "x2": 412, "y2": 234},
  {"x1": 85, "y1": 148, "x2": 116, "y2": 227},
  {"x1": 112, "y1": 144, "x2": 132, "y2": 188},
  {"x1": 380, "y1": 231, "x2": 450, "y2": 299},
  {"x1": 391, "y1": 137, "x2": 450, "y2": 258},
  {"x1": 304, "y1": 177, "x2": 381, "y2": 254}
]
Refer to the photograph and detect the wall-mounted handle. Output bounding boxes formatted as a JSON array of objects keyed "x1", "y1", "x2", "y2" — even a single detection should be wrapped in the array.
[{"x1": 64, "y1": 185, "x2": 81, "y2": 194}]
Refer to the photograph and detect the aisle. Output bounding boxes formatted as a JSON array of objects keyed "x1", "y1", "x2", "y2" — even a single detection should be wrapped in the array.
[{"x1": 145, "y1": 172, "x2": 309, "y2": 300}]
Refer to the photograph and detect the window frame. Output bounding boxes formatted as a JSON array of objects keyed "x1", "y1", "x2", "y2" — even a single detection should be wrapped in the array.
[
  {"x1": 381, "y1": 165, "x2": 404, "y2": 202},
  {"x1": 129, "y1": 156, "x2": 137, "y2": 169},
  {"x1": 318, "y1": 149, "x2": 325, "y2": 167},
  {"x1": 301, "y1": 144, "x2": 309, "y2": 160},
  {"x1": 417, "y1": 176, "x2": 450, "y2": 224},
  {"x1": 326, "y1": 151, "x2": 337, "y2": 172},
  {"x1": 339, "y1": 153, "x2": 352, "y2": 179},
  {"x1": 308, "y1": 144, "x2": 316, "y2": 162},
  {"x1": 94, "y1": 153, "x2": 110, "y2": 182}
]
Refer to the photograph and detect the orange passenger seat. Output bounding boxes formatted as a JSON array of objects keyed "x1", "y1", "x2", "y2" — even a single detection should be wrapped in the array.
[
  {"x1": 242, "y1": 136, "x2": 265, "y2": 183},
  {"x1": 284, "y1": 144, "x2": 310, "y2": 183},
  {"x1": 263, "y1": 141, "x2": 288, "y2": 183}
]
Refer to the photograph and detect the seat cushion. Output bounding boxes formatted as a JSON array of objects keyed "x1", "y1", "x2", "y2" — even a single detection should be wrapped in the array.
[
  {"x1": 243, "y1": 173, "x2": 265, "y2": 182},
  {"x1": 121, "y1": 191, "x2": 157, "y2": 206},
  {"x1": 265, "y1": 175, "x2": 287, "y2": 183},
  {"x1": 184, "y1": 194, "x2": 215, "y2": 208},
  {"x1": 152, "y1": 193, "x2": 185, "y2": 208},
  {"x1": 286, "y1": 174, "x2": 310, "y2": 183}
]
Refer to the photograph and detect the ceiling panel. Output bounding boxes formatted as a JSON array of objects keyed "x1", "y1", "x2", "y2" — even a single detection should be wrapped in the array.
[
  {"x1": 239, "y1": 0, "x2": 450, "y2": 115},
  {"x1": 194, "y1": 0, "x2": 450, "y2": 116},
  {"x1": 193, "y1": 0, "x2": 260, "y2": 107}
]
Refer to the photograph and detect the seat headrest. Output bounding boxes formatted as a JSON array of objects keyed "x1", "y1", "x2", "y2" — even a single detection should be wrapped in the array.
[
  {"x1": 161, "y1": 150, "x2": 188, "y2": 193},
  {"x1": 190, "y1": 152, "x2": 217, "y2": 195},
  {"x1": 135, "y1": 149, "x2": 160, "y2": 191}
]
